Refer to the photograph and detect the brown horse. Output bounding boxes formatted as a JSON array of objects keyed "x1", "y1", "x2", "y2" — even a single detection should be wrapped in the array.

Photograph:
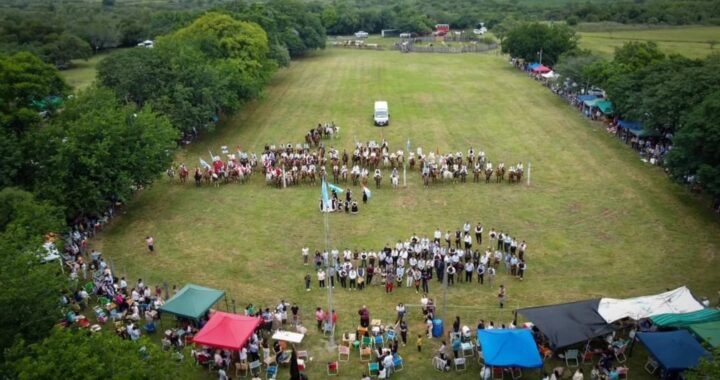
[
  {"x1": 332, "y1": 165, "x2": 340, "y2": 183},
  {"x1": 179, "y1": 165, "x2": 189, "y2": 184},
  {"x1": 495, "y1": 167, "x2": 506, "y2": 183},
  {"x1": 484, "y1": 168, "x2": 493, "y2": 183}
]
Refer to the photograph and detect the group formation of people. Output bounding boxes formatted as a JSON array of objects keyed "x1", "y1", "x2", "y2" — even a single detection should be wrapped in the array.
[
  {"x1": 319, "y1": 186, "x2": 364, "y2": 214},
  {"x1": 305, "y1": 121, "x2": 340, "y2": 147},
  {"x1": 411, "y1": 147, "x2": 525, "y2": 185},
  {"x1": 301, "y1": 222, "x2": 530, "y2": 296}
]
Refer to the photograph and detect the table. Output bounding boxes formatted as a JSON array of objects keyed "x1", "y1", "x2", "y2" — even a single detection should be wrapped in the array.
[
  {"x1": 272, "y1": 330, "x2": 305, "y2": 344},
  {"x1": 371, "y1": 319, "x2": 382, "y2": 326}
]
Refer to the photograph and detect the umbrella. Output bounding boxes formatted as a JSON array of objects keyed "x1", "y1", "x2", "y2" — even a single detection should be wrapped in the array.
[{"x1": 289, "y1": 349, "x2": 300, "y2": 380}]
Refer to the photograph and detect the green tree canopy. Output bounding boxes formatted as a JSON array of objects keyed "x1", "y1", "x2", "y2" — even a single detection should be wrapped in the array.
[
  {"x1": 0, "y1": 188, "x2": 66, "y2": 375},
  {"x1": 666, "y1": 90, "x2": 720, "y2": 200},
  {"x1": 501, "y1": 23, "x2": 578, "y2": 66},
  {"x1": 8, "y1": 328, "x2": 196, "y2": 380},
  {"x1": 31, "y1": 87, "x2": 178, "y2": 217}
]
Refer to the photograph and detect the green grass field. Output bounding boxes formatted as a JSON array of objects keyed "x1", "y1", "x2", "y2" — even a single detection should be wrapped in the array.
[
  {"x1": 59, "y1": 50, "x2": 119, "y2": 91},
  {"x1": 578, "y1": 26, "x2": 720, "y2": 59},
  {"x1": 93, "y1": 48, "x2": 720, "y2": 379}
]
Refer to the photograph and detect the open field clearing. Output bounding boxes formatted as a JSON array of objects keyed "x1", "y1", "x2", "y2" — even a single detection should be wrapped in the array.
[{"x1": 94, "y1": 48, "x2": 720, "y2": 379}]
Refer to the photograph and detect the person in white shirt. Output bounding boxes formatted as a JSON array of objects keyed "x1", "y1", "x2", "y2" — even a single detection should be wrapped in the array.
[
  {"x1": 348, "y1": 269, "x2": 357, "y2": 290},
  {"x1": 302, "y1": 247, "x2": 309, "y2": 265}
]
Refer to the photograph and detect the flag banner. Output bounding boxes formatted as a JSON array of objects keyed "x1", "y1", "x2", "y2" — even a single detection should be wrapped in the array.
[
  {"x1": 363, "y1": 186, "x2": 372, "y2": 199},
  {"x1": 321, "y1": 178, "x2": 331, "y2": 211},
  {"x1": 199, "y1": 158, "x2": 211, "y2": 170},
  {"x1": 328, "y1": 183, "x2": 344, "y2": 193},
  {"x1": 406, "y1": 138, "x2": 411, "y2": 152}
]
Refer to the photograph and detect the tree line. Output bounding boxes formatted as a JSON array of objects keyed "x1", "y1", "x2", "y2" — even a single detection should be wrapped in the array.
[
  {"x1": 1, "y1": 0, "x2": 719, "y2": 70},
  {"x1": 0, "y1": 5, "x2": 323, "y2": 377},
  {"x1": 501, "y1": 22, "x2": 720, "y2": 204}
]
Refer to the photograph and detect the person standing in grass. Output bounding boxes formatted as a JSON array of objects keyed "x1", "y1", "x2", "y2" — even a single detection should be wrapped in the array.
[
  {"x1": 399, "y1": 320, "x2": 408, "y2": 346},
  {"x1": 302, "y1": 247, "x2": 309, "y2": 265},
  {"x1": 145, "y1": 236, "x2": 154, "y2": 253},
  {"x1": 304, "y1": 273, "x2": 311, "y2": 291},
  {"x1": 417, "y1": 334, "x2": 423, "y2": 352},
  {"x1": 317, "y1": 269, "x2": 326, "y2": 288},
  {"x1": 315, "y1": 307, "x2": 324, "y2": 330},
  {"x1": 488, "y1": 266, "x2": 495, "y2": 288},
  {"x1": 498, "y1": 285, "x2": 506, "y2": 308}
]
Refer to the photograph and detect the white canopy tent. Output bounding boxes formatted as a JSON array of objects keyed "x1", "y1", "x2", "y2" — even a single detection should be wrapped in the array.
[
  {"x1": 541, "y1": 71, "x2": 559, "y2": 79},
  {"x1": 598, "y1": 286, "x2": 703, "y2": 323}
]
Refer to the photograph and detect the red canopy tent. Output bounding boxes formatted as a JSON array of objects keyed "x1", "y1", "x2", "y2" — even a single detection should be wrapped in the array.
[
  {"x1": 192, "y1": 311, "x2": 261, "y2": 350},
  {"x1": 532, "y1": 65, "x2": 551, "y2": 73}
]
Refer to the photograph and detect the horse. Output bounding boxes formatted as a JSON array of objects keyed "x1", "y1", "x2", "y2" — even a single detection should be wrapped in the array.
[
  {"x1": 484, "y1": 168, "x2": 493, "y2": 183},
  {"x1": 202, "y1": 168, "x2": 213, "y2": 185},
  {"x1": 194, "y1": 168, "x2": 202, "y2": 187},
  {"x1": 495, "y1": 166, "x2": 506, "y2": 183},
  {"x1": 473, "y1": 165, "x2": 482, "y2": 183},
  {"x1": 409, "y1": 154, "x2": 416, "y2": 170},
  {"x1": 459, "y1": 167, "x2": 468, "y2": 183},
  {"x1": 341, "y1": 165, "x2": 348, "y2": 183},
  {"x1": 332, "y1": 165, "x2": 340, "y2": 183},
  {"x1": 178, "y1": 165, "x2": 189, "y2": 184},
  {"x1": 442, "y1": 169, "x2": 454, "y2": 183},
  {"x1": 166, "y1": 166, "x2": 175, "y2": 183},
  {"x1": 374, "y1": 172, "x2": 382, "y2": 188},
  {"x1": 211, "y1": 171, "x2": 221, "y2": 188},
  {"x1": 391, "y1": 174, "x2": 399, "y2": 189}
]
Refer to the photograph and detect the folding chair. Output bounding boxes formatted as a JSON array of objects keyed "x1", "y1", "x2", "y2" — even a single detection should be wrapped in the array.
[
  {"x1": 450, "y1": 332, "x2": 462, "y2": 341},
  {"x1": 385, "y1": 329, "x2": 396, "y2": 342},
  {"x1": 581, "y1": 350, "x2": 594, "y2": 364},
  {"x1": 338, "y1": 345, "x2": 350, "y2": 361},
  {"x1": 326, "y1": 361, "x2": 339, "y2": 376},
  {"x1": 297, "y1": 350, "x2": 309, "y2": 360},
  {"x1": 614, "y1": 342, "x2": 628, "y2": 363},
  {"x1": 323, "y1": 322, "x2": 335, "y2": 337},
  {"x1": 454, "y1": 357, "x2": 466, "y2": 371},
  {"x1": 461, "y1": 342, "x2": 474, "y2": 358},
  {"x1": 374, "y1": 335, "x2": 384, "y2": 348},
  {"x1": 492, "y1": 366, "x2": 504, "y2": 380},
  {"x1": 564, "y1": 348, "x2": 579, "y2": 367},
  {"x1": 249, "y1": 360, "x2": 261, "y2": 377},
  {"x1": 510, "y1": 367, "x2": 522, "y2": 379},
  {"x1": 265, "y1": 364, "x2": 277, "y2": 380},
  {"x1": 235, "y1": 360, "x2": 249, "y2": 378},
  {"x1": 393, "y1": 354, "x2": 404, "y2": 371},
  {"x1": 368, "y1": 362, "x2": 380, "y2": 377},
  {"x1": 644, "y1": 358, "x2": 659, "y2": 374},
  {"x1": 362, "y1": 335, "x2": 373, "y2": 348},
  {"x1": 360, "y1": 345, "x2": 372, "y2": 362},
  {"x1": 432, "y1": 356, "x2": 445, "y2": 372}
]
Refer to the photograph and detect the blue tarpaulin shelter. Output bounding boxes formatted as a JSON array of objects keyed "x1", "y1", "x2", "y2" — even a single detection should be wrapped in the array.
[
  {"x1": 527, "y1": 63, "x2": 541, "y2": 71},
  {"x1": 577, "y1": 95, "x2": 598, "y2": 103},
  {"x1": 478, "y1": 329, "x2": 543, "y2": 368},
  {"x1": 637, "y1": 331, "x2": 709, "y2": 373},
  {"x1": 618, "y1": 120, "x2": 647, "y2": 136}
]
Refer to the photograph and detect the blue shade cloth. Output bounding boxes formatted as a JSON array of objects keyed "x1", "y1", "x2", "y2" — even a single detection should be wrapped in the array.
[
  {"x1": 637, "y1": 331, "x2": 710, "y2": 372},
  {"x1": 618, "y1": 120, "x2": 647, "y2": 136},
  {"x1": 528, "y1": 63, "x2": 541, "y2": 70},
  {"x1": 478, "y1": 329, "x2": 543, "y2": 368},
  {"x1": 577, "y1": 95, "x2": 598, "y2": 102}
]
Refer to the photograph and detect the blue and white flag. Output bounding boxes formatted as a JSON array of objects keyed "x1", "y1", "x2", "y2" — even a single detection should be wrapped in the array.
[
  {"x1": 199, "y1": 158, "x2": 211, "y2": 170},
  {"x1": 328, "y1": 183, "x2": 344, "y2": 194},
  {"x1": 406, "y1": 138, "x2": 411, "y2": 152},
  {"x1": 321, "y1": 178, "x2": 331, "y2": 211},
  {"x1": 363, "y1": 186, "x2": 372, "y2": 199}
]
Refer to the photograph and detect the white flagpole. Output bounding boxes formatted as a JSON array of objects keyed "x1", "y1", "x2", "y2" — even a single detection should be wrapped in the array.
[{"x1": 527, "y1": 162, "x2": 531, "y2": 186}]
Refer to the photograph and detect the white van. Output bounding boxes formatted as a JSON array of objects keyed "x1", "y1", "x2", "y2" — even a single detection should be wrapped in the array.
[{"x1": 373, "y1": 101, "x2": 389, "y2": 126}]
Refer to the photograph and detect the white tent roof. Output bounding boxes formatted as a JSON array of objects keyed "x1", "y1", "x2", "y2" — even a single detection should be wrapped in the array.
[
  {"x1": 598, "y1": 286, "x2": 703, "y2": 323},
  {"x1": 541, "y1": 71, "x2": 559, "y2": 79}
]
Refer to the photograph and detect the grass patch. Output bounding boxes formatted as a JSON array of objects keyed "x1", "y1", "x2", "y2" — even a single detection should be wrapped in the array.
[
  {"x1": 60, "y1": 49, "x2": 122, "y2": 91},
  {"x1": 577, "y1": 26, "x2": 720, "y2": 59},
  {"x1": 94, "y1": 49, "x2": 720, "y2": 379}
]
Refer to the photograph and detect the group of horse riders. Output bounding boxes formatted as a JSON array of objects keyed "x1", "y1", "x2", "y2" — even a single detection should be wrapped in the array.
[
  {"x1": 305, "y1": 122, "x2": 340, "y2": 147},
  {"x1": 166, "y1": 150, "x2": 258, "y2": 187},
  {"x1": 415, "y1": 147, "x2": 524, "y2": 185}
]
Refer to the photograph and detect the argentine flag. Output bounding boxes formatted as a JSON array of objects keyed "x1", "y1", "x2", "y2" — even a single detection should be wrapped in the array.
[
  {"x1": 328, "y1": 183, "x2": 344, "y2": 194},
  {"x1": 321, "y1": 178, "x2": 331, "y2": 212},
  {"x1": 199, "y1": 158, "x2": 212, "y2": 170},
  {"x1": 363, "y1": 186, "x2": 372, "y2": 199}
]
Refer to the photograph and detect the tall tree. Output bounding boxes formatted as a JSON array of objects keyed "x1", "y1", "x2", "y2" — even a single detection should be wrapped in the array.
[
  {"x1": 0, "y1": 188, "x2": 66, "y2": 377},
  {"x1": 501, "y1": 23, "x2": 577, "y2": 66},
  {"x1": 31, "y1": 87, "x2": 178, "y2": 217},
  {"x1": 666, "y1": 90, "x2": 720, "y2": 200}
]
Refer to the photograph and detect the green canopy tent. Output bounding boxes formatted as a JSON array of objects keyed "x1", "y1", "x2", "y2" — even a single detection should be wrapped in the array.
[
  {"x1": 688, "y1": 321, "x2": 720, "y2": 348},
  {"x1": 583, "y1": 98, "x2": 601, "y2": 108},
  {"x1": 651, "y1": 309, "x2": 720, "y2": 328},
  {"x1": 160, "y1": 284, "x2": 226, "y2": 321},
  {"x1": 596, "y1": 100, "x2": 614, "y2": 115}
]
